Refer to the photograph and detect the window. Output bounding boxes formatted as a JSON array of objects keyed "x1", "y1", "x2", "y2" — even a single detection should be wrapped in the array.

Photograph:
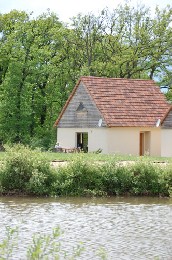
[{"x1": 76, "y1": 102, "x2": 87, "y2": 118}]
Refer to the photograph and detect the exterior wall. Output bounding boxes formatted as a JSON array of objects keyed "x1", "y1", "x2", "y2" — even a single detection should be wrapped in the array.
[
  {"x1": 161, "y1": 129, "x2": 172, "y2": 157},
  {"x1": 57, "y1": 128, "x2": 76, "y2": 148},
  {"x1": 57, "y1": 128, "x2": 108, "y2": 153},
  {"x1": 161, "y1": 111, "x2": 172, "y2": 156},
  {"x1": 88, "y1": 128, "x2": 108, "y2": 153},
  {"x1": 144, "y1": 131, "x2": 151, "y2": 154},
  {"x1": 106, "y1": 127, "x2": 160, "y2": 156},
  {"x1": 162, "y1": 110, "x2": 172, "y2": 128},
  {"x1": 107, "y1": 127, "x2": 139, "y2": 155},
  {"x1": 58, "y1": 82, "x2": 106, "y2": 128},
  {"x1": 150, "y1": 129, "x2": 161, "y2": 157},
  {"x1": 57, "y1": 127, "x2": 161, "y2": 156}
]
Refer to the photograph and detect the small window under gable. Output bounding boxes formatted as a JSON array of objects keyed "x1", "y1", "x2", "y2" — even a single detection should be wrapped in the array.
[
  {"x1": 76, "y1": 102, "x2": 86, "y2": 112},
  {"x1": 76, "y1": 102, "x2": 87, "y2": 118}
]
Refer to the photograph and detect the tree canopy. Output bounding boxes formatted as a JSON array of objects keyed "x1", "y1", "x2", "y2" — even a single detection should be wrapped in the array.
[{"x1": 0, "y1": 4, "x2": 172, "y2": 148}]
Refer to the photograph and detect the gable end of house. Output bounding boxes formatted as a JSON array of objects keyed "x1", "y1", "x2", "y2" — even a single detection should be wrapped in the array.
[
  {"x1": 54, "y1": 76, "x2": 170, "y2": 128},
  {"x1": 55, "y1": 81, "x2": 107, "y2": 128},
  {"x1": 161, "y1": 106, "x2": 172, "y2": 128}
]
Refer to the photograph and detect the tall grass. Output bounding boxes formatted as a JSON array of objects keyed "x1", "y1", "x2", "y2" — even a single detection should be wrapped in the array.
[
  {"x1": 0, "y1": 226, "x2": 87, "y2": 260},
  {"x1": 34, "y1": 151, "x2": 172, "y2": 164},
  {"x1": 0, "y1": 145, "x2": 171, "y2": 197}
]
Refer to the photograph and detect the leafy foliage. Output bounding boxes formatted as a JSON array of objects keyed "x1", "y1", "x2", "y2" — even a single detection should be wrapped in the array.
[
  {"x1": 0, "y1": 145, "x2": 55, "y2": 195},
  {"x1": 0, "y1": 4, "x2": 172, "y2": 148},
  {"x1": 131, "y1": 162, "x2": 163, "y2": 195},
  {"x1": 52, "y1": 159, "x2": 104, "y2": 196},
  {"x1": 0, "y1": 145, "x2": 172, "y2": 197},
  {"x1": 0, "y1": 226, "x2": 86, "y2": 260},
  {"x1": 99, "y1": 162, "x2": 133, "y2": 195},
  {"x1": 0, "y1": 226, "x2": 18, "y2": 259}
]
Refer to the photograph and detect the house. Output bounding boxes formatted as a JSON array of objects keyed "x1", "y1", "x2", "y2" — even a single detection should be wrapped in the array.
[{"x1": 54, "y1": 76, "x2": 172, "y2": 157}]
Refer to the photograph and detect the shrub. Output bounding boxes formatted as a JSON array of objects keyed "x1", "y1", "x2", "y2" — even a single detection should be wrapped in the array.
[
  {"x1": 52, "y1": 159, "x2": 105, "y2": 196},
  {"x1": 131, "y1": 162, "x2": 163, "y2": 196},
  {"x1": 161, "y1": 166, "x2": 172, "y2": 197},
  {"x1": 0, "y1": 146, "x2": 172, "y2": 197},
  {"x1": 0, "y1": 144, "x2": 55, "y2": 195},
  {"x1": 99, "y1": 162, "x2": 133, "y2": 195}
]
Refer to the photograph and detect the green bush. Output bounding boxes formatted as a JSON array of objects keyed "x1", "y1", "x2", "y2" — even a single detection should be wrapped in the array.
[
  {"x1": 52, "y1": 159, "x2": 104, "y2": 196},
  {"x1": 161, "y1": 166, "x2": 172, "y2": 197},
  {"x1": 0, "y1": 145, "x2": 172, "y2": 197},
  {"x1": 100, "y1": 162, "x2": 133, "y2": 195},
  {"x1": 0, "y1": 144, "x2": 55, "y2": 195},
  {"x1": 52, "y1": 160, "x2": 172, "y2": 197},
  {"x1": 131, "y1": 162, "x2": 166, "y2": 196}
]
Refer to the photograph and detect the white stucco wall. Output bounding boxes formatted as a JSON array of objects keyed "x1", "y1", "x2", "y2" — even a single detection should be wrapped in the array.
[
  {"x1": 88, "y1": 128, "x2": 108, "y2": 153},
  {"x1": 57, "y1": 127, "x2": 161, "y2": 156},
  {"x1": 57, "y1": 128, "x2": 108, "y2": 153},
  {"x1": 106, "y1": 127, "x2": 161, "y2": 156},
  {"x1": 150, "y1": 128, "x2": 161, "y2": 157},
  {"x1": 57, "y1": 128, "x2": 76, "y2": 148},
  {"x1": 107, "y1": 127, "x2": 139, "y2": 155},
  {"x1": 161, "y1": 129, "x2": 172, "y2": 157}
]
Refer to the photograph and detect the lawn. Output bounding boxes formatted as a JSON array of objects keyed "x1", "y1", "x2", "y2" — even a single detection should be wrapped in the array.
[
  {"x1": 37, "y1": 151, "x2": 172, "y2": 164},
  {"x1": 0, "y1": 149, "x2": 172, "y2": 164}
]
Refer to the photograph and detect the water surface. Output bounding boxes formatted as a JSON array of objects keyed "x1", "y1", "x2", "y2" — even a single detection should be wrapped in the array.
[{"x1": 0, "y1": 196, "x2": 172, "y2": 259}]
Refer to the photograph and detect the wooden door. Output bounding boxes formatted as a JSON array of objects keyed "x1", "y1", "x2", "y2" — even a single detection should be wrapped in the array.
[{"x1": 140, "y1": 132, "x2": 144, "y2": 156}]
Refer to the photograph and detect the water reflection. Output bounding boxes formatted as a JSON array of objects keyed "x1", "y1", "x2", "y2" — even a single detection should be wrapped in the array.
[{"x1": 0, "y1": 196, "x2": 172, "y2": 260}]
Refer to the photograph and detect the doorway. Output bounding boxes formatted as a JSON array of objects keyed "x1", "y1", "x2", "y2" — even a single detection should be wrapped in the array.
[
  {"x1": 139, "y1": 131, "x2": 150, "y2": 156},
  {"x1": 76, "y1": 132, "x2": 88, "y2": 152}
]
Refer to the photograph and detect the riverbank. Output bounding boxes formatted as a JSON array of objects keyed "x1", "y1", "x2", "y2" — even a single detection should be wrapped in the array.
[{"x1": 0, "y1": 145, "x2": 172, "y2": 197}]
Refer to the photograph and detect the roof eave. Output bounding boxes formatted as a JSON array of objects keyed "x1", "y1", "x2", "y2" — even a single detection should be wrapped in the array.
[
  {"x1": 53, "y1": 78, "x2": 82, "y2": 127},
  {"x1": 160, "y1": 105, "x2": 172, "y2": 126}
]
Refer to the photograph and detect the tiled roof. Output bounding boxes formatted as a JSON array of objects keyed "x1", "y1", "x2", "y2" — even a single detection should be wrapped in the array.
[{"x1": 54, "y1": 76, "x2": 170, "y2": 127}]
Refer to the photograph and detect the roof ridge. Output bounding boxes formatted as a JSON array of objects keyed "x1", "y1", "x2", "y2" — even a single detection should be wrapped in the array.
[
  {"x1": 80, "y1": 76, "x2": 154, "y2": 81},
  {"x1": 54, "y1": 76, "x2": 169, "y2": 127}
]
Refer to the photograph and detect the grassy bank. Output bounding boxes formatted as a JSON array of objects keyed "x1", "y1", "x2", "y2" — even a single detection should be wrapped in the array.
[{"x1": 0, "y1": 145, "x2": 172, "y2": 197}]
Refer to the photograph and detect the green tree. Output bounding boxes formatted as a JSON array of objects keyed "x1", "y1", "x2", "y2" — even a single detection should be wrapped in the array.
[
  {"x1": 69, "y1": 4, "x2": 172, "y2": 80},
  {"x1": 0, "y1": 3, "x2": 171, "y2": 148},
  {"x1": 0, "y1": 11, "x2": 67, "y2": 148}
]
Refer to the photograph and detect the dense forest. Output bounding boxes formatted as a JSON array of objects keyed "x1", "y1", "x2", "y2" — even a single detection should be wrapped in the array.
[{"x1": 0, "y1": 3, "x2": 172, "y2": 149}]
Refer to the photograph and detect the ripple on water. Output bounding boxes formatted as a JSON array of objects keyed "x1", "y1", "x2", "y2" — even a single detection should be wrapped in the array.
[{"x1": 0, "y1": 197, "x2": 172, "y2": 260}]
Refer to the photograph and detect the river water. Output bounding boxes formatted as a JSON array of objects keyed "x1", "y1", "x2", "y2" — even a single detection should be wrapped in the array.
[{"x1": 0, "y1": 196, "x2": 172, "y2": 260}]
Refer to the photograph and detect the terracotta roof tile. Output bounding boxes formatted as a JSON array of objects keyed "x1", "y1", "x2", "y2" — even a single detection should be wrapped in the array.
[
  {"x1": 54, "y1": 76, "x2": 170, "y2": 127},
  {"x1": 80, "y1": 76, "x2": 170, "y2": 127}
]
